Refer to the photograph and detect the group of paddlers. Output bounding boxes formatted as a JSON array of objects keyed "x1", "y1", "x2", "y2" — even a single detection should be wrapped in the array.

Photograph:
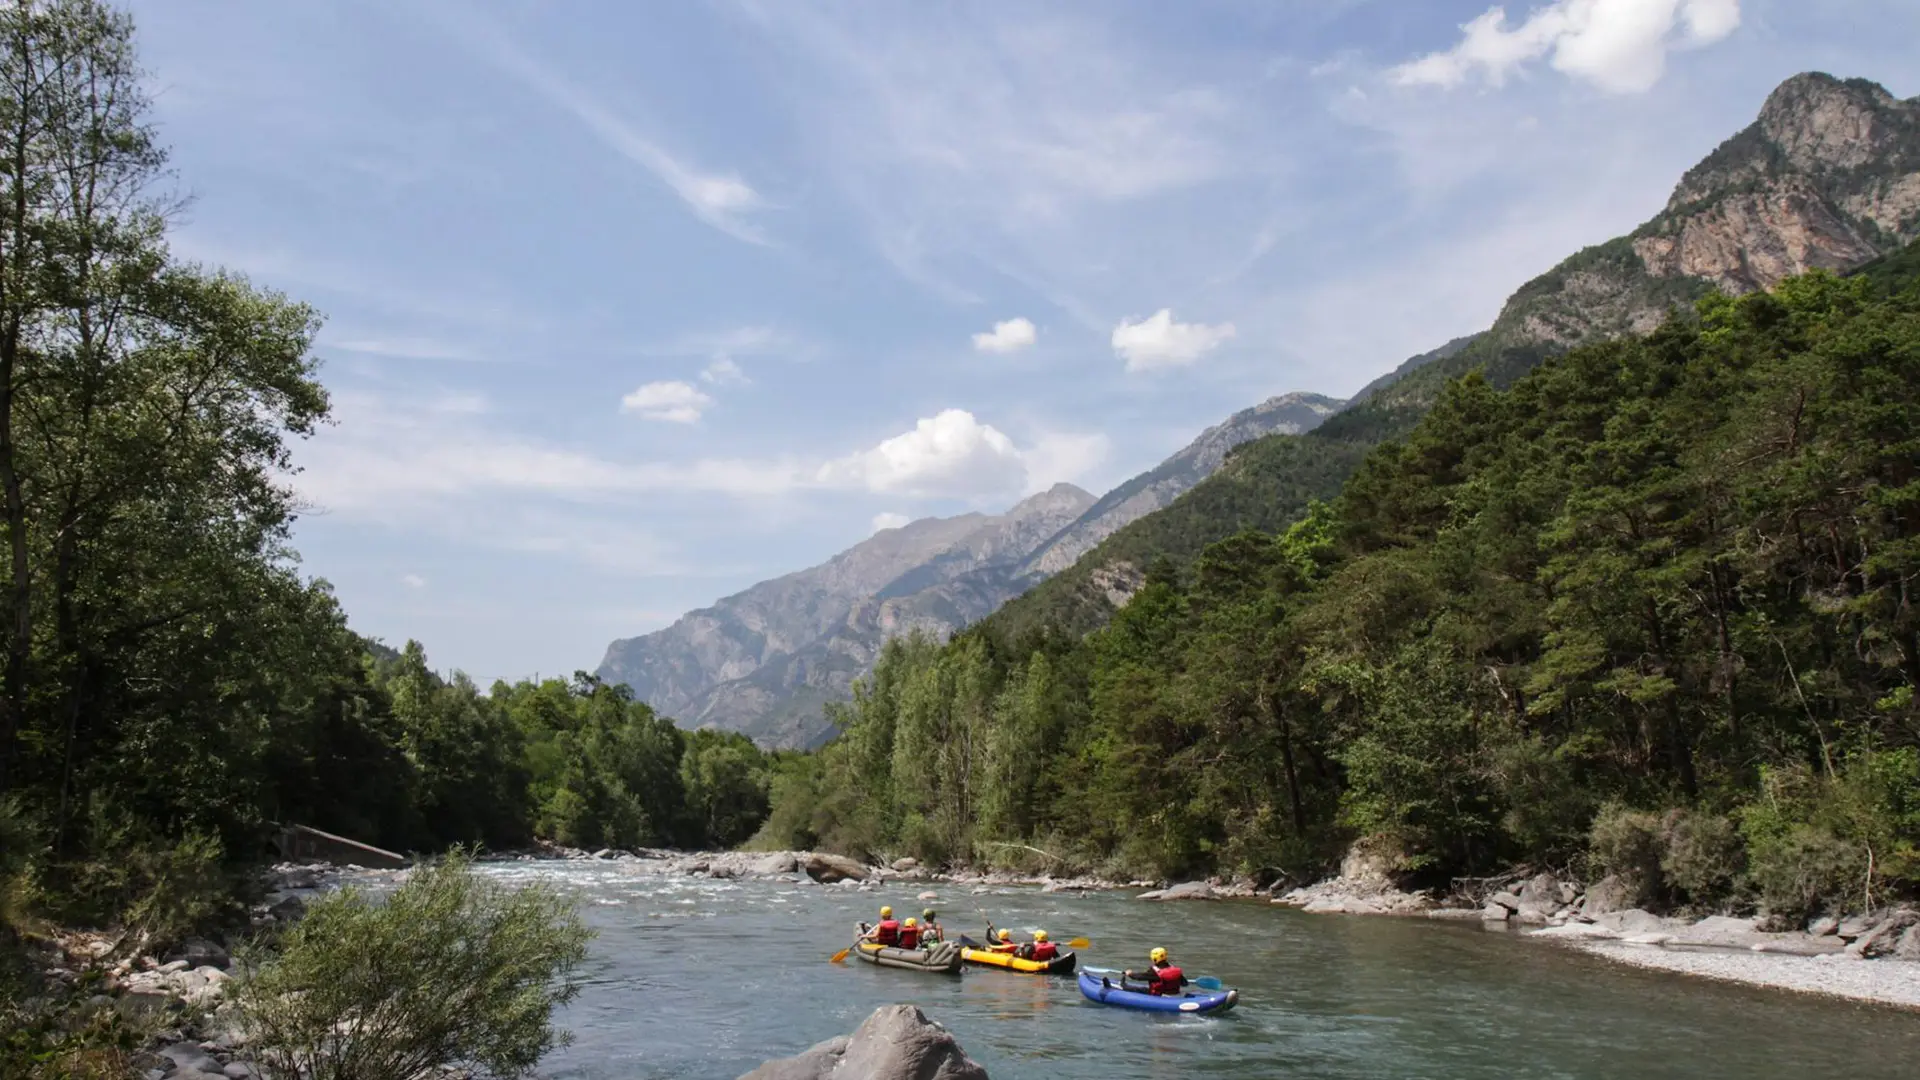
[{"x1": 855, "y1": 904, "x2": 1187, "y2": 996}]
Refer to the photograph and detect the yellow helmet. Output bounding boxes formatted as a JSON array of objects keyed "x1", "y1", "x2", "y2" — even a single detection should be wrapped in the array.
[
  {"x1": 880, "y1": 906, "x2": 893, "y2": 918},
  {"x1": 998, "y1": 929, "x2": 1012, "y2": 942},
  {"x1": 1033, "y1": 930, "x2": 1049, "y2": 942},
  {"x1": 905, "y1": 917, "x2": 918, "y2": 927},
  {"x1": 1149, "y1": 947, "x2": 1168, "y2": 963}
]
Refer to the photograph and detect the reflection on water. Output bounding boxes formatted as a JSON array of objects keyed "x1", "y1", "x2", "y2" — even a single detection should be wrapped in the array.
[{"x1": 478, "y1": 863, "x2": 1920, "y2": 1080}]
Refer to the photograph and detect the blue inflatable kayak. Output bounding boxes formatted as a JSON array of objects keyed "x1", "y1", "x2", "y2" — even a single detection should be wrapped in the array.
[{"x1": 1078, "y1": 970, "x2": 1239, "y2": 1014}]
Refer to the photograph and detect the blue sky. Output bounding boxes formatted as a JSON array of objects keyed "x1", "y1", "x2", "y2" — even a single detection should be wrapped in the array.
[{"x1": 123, "y1": 0, "x2": 1915, "y2": 684}]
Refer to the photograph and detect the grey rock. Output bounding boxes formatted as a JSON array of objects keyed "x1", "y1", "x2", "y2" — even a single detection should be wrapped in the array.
[
  {"x1": 1516, "y1": 873, "x2": 1562, "y2": 917},
  {"x1": 1592, "y1": 909, "x2": 1683, "y2": 935},
  {"x1": 1848, "y1": 910, "x2": 1919, "y2": 959},
  {"x1": 223, "y1": 1064, "x2": 254, "y2": 1079},
  {"x1": 591, "y1": 848, "x2": 614, "y2": 860},
  {"x1": 1580, "y1": 875, "x2": 1633, "y2": 918},
  {"x1": 1487, "y1": 891, "x2": 1522, "y2": 913},
  {"x1": 1147, "y1": 881, "x2": 1216, "y2": 902},
  {"x1": 1897, "y1": 924, "x2": 1920, "y2": 962},
  {"x1": 1480, "y1": 903, "x2": 1511, "y2": 922},
  {"x1": 752, "y1": 853, "x2": 798, "y2": 876},
  {"x1": 1837, "y1": 912, "x2": 1879, "y2": 940},
  {"x1": 803, "y1": 853, "x2": 867, "y2": 884},
  {"x1": 738, "y1": 1004, "x2": 988, "y2": 1080},
  {"x1": 1809, "y1": 915, "x2": 1841, "y2": 937},
  {"x1": 267, "y1": 895, "x2": 306, "y2": 922},
  {"x1": 1426, "y1": 908, "x2": 1487, "y2": 921},
  {"x1": 1558, "y1": 882, "x2": 1580, "y2": 906},
  {"x1": 161, "y1": 1043, "x2": 222, "y2": 1075},
  {"x1": 892, "y1": 857, "x2": 920, "y2": 872},
  {"x1": 167, "y1": 937, "x2": 229, "y2": 971}
]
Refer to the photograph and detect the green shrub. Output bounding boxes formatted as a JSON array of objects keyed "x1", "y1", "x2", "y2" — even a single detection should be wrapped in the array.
[
  {"x1": 1588, "y1": 803, "x2": 1663, "y2": 904},
  {"x1": 1736, "y1": 751, "x2": 1920, "y2": 917},
  {"x1": 1743, "y1": 822, "x2": 1861, "y2": 919},
  {"x1": 1658, "y1": 809, "x2": 1745, "y2": 907},
  {"x1": 235, "y1": 849, "x2": 592, "y2": 1080}
]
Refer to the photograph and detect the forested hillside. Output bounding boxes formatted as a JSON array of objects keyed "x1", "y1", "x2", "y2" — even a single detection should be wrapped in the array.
[
  {"x1": 757, "y1": 263, "x2": 1920, "y2": 919},
  {"x1": 0, "y1": 0, "x2": 772, "y2": 950}
]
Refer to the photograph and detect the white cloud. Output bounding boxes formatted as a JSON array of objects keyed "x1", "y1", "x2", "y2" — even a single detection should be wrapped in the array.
[
  {"x1": 971, "y1": 317, "x2": 1037, "y2": 353},
  {"x1": 700, "y1": 356, "x2": 750, "y2": 386},
  {"x1": 328, "y1": 336, "x2": 480, "y2": 362},
  {"x1": 1391, "y1": 0, "x2": 1742, "y2": 94},
  {"x1": 871, "y1": 512, "x2": 912, "y2": 533},
  {"x1": 1111, "y1": 309, "x2": 1236, "y2": 371},
  {"x1": 1021, "y1": 431, "x2": 1111, "y2": 495},
  {"x1": 401, "y1": 573, "x2": 427, "y2": 589},
  {"x1": 814, "y1": 409, "x2": 1105, "y2": 500},
  {"x1": 620, "y1": 380, "x2": 713, "y2": 423},
  {"x1": 422, "y1": 1, "x2": 768, "y2": 243},
  {"x1": 816, "y1": 409, "x2": 1027, "y2": 499}
]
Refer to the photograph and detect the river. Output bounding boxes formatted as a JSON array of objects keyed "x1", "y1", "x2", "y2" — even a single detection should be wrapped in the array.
[{"x1": 474, "y1": 862, "x2": 1920, "y2": 1079}]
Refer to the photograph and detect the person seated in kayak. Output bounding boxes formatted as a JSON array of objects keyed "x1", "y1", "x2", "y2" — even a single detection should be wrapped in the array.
[
  {"x1": 898, "y1": 917, "x2": 923, "y2": 949},
  {"x1": 921, "y1": 909, "x2": 944, "y2": 942},
  {"x1": 862, "y1": 906, "x2": 901, "y2": 946},
  {"x1": 984, "y1": 926, "x2": 1019, "y2": 954},
  {"x1": 1122, "y1": 947, "x2": 1186, "y2": 995},
  {"x1": 1026, "y1": 930, "x2": 1058, "y2": 963}
]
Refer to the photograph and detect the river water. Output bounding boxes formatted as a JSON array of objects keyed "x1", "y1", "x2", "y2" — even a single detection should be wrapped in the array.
[{"x1": 475, "y1": 862, "x2": 1920, "y2": 1080}]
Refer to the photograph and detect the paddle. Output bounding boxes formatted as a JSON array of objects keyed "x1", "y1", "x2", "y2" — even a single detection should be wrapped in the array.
[{"x1": 829, "y1": 947, "x2": 849, "y2": 964}]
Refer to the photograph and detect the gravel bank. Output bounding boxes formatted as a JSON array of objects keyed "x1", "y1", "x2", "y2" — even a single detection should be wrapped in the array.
[{"x1": 1572, "y1": 939, "x2": 1920, "y2": 1011}]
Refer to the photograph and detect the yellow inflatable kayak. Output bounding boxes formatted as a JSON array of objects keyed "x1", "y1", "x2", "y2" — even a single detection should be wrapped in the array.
[{"x1": 958, "y1": 941, "x2": 1077, "y2": 975}]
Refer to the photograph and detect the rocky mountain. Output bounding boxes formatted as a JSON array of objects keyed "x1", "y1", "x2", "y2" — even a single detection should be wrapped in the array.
[
  {"x1": 991, "y1": 70, "x2": 1920, "y2": 640},
  {"x1": 1326, "y1": 72, "x2": 1920, "y2": 441},
  {"x1": 1018, "y1": 392, "x2": 1342, "y2": 577},
  {"x1": 595, "y1": 483, "x2": 1094, "y2": 748}
]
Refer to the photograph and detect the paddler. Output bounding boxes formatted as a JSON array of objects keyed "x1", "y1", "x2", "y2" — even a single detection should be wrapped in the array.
[
  {"x1": 983, "y1": 926, "x2": 1019, "y2": 954},
  {"x1": 1122, "y1": 947, "x2": 1186, "y2": 996},
  {"x1": 898, "y1": 916, "x2": 923, "y2": 949},
  {"x1": 921, "y1": 908, "x2": 944, "y2": 942},
  {"x1": 1026, "y1": 929, "x2": 1058, "y2": 963},
  {"x1": 861, "y1": 905, "x2": 901, "y2": 947}
]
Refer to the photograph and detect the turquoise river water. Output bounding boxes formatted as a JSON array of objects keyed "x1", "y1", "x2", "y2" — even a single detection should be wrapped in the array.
[{"x1": 475, "y1": 862, "x2": 1920, "y2": 1079}]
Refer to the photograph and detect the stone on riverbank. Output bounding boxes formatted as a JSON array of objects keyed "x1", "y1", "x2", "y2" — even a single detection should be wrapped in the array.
[
  {"x1": 1137, "y1": 881, "x2": 1215, "y2": 902},
  {"x1": 737, "y1": 1004, "x2": 988, "y2": 1080},
  {"x1": 803, "y1": 852, "x2": 868, "y2": 884}
]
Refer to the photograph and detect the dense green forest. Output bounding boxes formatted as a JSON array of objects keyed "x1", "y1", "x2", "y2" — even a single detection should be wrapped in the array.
[
  {"x1": 0, "y1": 0, "x2": 773, "y2": 947},
  {"x1": 758, "y1": 261, "x2": 1920, "y2": 917}
]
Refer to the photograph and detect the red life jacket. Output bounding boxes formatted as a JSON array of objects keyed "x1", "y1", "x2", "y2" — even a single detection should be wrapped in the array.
[
  {"x1": 1150, "y1": 965, "x2": 1185, "y2": 996},
  {"x1": 897, "y1": 925, "x2": 921, "y2": 949},
  {"x1": 1030, "y1": 941, "x2": 1058, "y2": 962},
  {"x1": 874, "y1": 919, "x2": 900, "y2": 946}
]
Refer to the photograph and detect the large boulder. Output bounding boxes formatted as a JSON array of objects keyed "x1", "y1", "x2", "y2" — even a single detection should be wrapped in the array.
[
  {"x1": 1897, "y1": 924, "x2": 1920, "y2": 962},
  {"x1": 1516, "y1": 873, "x2": 1563, "y2": 919},
  {"x1": 1848, "y1": 909, "x2": 1919, "y2": 959},
  {"x1": 892, "y1": 857, "x2": 920, "y2": 872},
  {"x1": 738, "y1": 1004, "x2": 988, "y2": 1080},
  {"x1": 752, "y1": 853, "x2": 799, "y2": 877},
  {"x1": 1580, "y1": 875, "x2": 1633, "y2": 918},
  {"x1": 803, "y1": 853, "x2": 868, "y2": 884},
  {"x1": 167, "y1": 937, "x2": 230, "y2": 970}
]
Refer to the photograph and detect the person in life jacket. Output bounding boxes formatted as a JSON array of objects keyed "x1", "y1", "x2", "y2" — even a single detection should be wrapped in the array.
[
  {"x1": 1027, "y1": 930, "x2": 1058, "y2": 963},
  {"x1": 1123, "y1": 947, "x2": 1186, "y2": 996},
  {"x1": 897, "y1": 917, "x2": 922, "y2": 949},
  {"x1": 863, "y1": 905, "x2": 901, "y2": 947},
  {"x1": 921, "y1": 909, "x2": 944, "y2": 943},
  {"x1": 985, "y1": 926, "x2": 1019, "y2": 953}
]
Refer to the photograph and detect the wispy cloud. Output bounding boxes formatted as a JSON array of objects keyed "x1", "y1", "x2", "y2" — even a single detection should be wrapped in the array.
[
  {"x1": 418, "y1": 1, "x2": 770, "y2": 244},
  {"x1": 327, "y1": 336, "x2": 482, "y2": 362},
  {"x1": 870, "y1": 511, "x2": 912, "y2": 533},
  {"x1": 294, "y1": 391, "x2": 1103, "y2": 513},
  {"x1": 1393, "y1": 0, "x2": 1743, "y2": 94},
  {"x1": 700, "y1": 356, "x2": 750, "y2": 386},
  {"x1": 401, "y1": 573, "x2": 427, "y2": 589}
]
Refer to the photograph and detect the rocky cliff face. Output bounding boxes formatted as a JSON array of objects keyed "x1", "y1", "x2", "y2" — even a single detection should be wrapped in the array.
[
  {"x1": 1352, "y1": 73, "x2": 1920, "y2": 416},
  {"x1": 596, "y1": 484, "x2": 1094, "y2": 748},
  {"x1": 1018, "y1": 391, "x2": 1342, "y2": 577},
  {"x1": 1515, "y1": 73, "x2": 1919, "y2": 346}
]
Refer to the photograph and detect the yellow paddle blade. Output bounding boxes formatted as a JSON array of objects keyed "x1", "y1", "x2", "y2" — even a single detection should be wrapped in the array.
[
  {"x1": 1068, "y1": 937, "x2": 1090, "y2": 949},
  {"x1": 830, "y1": 948, "x2": 850, "y2": 964}
]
